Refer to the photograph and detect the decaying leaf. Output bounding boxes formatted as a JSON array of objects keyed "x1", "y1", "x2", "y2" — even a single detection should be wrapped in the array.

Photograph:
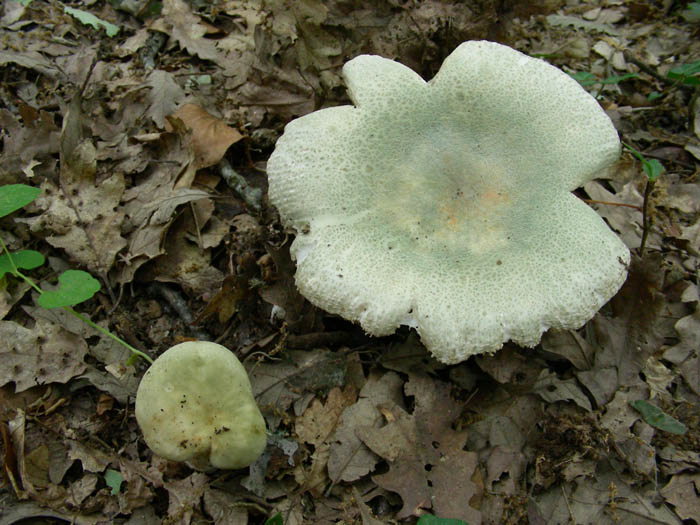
[
  {"x1": 664, "y1": 310, "x2": 700, "y2": 395},
  {"x1": 150, "y1": 0, "x2": 229, "y2": 67},
  {"x1": 0, "y1": 318, "x2": 87, "y2": 392},
  {"x1": 171, "y1": 104, "x2": 243, "y2": 169},
  {"x1": 145, "y1": 70, "x2": 186, "y2": 128},
  {"x1": 359, "y1": 374, "x2": 481, "y2": 522},
  {"x1": 295, "y1": 385, "x2": 357, "y2": 495},
  {"x1": 24, "y1": 141, "x2": 127, "y2": 274},
  {"x1": 250, "y1": 349, "x2": 346, "y2": 430},
  {"x1": 164, "y1": 472, "x2": 208, "y2": 523},
  {"x1": 532, "y1": 369, "x2": 592, "y2": 411},
  {"x1": 327, "y1": 372, "x2": 404, "y2": 483},
  {"x1": 1, "y1": 1, "x2": 698, "y2": 523},
  {"x1": 533, "y1": 461, "x2": 680, "y2": 524},
  {"x1": 140, "y1": 211, "x2": 224, "y2": 297},
  {"x1": 661, "y1": 474, "x2": 700, "y2": 521}
]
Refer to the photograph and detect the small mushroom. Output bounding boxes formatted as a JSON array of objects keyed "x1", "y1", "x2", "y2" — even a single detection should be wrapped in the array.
[
  {"x1": 135, "y1": 341, "x2": 267, "y2": 470},
  {"x1": 267, "y1": 41, "x2": 630, "y2": 364}
]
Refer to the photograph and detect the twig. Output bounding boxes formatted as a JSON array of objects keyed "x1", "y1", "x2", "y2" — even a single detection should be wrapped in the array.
[
  {"x1": 639, "y1": 179, "x2": 655, "y2": 256},
  {"x1": 582, "y1": 199, "x2": 643, "y2": 212}
]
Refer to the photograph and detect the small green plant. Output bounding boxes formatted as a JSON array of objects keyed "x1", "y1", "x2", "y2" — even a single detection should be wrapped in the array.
[
  {"x1": 568, "y1": 71, "x2": 640, "y2": 101},
  {"x1": 681, "y1": 2, "x2": 700, "y2": 22},
  {"x1": 0, "y1": 184, "x2": 152, "y2": 364},
  {"x1": 264, "y1": 513, "x2": 283, "y2": 525},
  {"x1": 568, "y1": 71, "x2": 639, "y2": 88},
  {"x1": 647, "y1": 91, "x2": 663, "y2": 102},
  {"x1": 667, "y1": 61, "x2": 700, "y2": 86},
  {"x1": 622, "y1": 143, "x2": 665, "y2": 256},
  {"x1": 418, "y1": 514, "x2": 469, "y2": 525}
]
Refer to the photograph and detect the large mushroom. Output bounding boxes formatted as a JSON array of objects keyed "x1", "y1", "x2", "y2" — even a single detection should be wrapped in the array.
[
  {"x1": 135, "y1": 341, "x2": 267, "y2": 470},
  {"x1": 266, "y1": 40, "x2": 630, "y2": 364}
]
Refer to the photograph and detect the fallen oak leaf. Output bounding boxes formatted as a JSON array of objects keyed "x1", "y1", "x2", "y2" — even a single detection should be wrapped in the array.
[
  {"x1": 170, "y1": 104, "x2": 243, "y2": 169},
  {"x1": 0, "y1": 317, "x2": 88, "y2": 392},
  {"x1": 358, "y1": 374, "x2": 481, "y2": 522}
]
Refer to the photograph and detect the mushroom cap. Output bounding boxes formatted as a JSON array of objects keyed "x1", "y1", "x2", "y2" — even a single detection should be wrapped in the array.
[
  {"x1": 267, "y1": 40, "x2": 629, "y2": 364},
  {"x1": 135, "y1": 341, "x2": 267, "y2": 470}
]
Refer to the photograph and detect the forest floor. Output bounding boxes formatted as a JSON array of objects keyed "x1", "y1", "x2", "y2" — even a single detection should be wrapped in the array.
[{"x1": 1, "y1": 0, "x2": 699, "y2": 524}]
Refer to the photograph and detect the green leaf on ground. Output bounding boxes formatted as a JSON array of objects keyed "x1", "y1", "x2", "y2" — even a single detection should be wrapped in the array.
[
  {"x1": 682, "y1": 2, "x2": 700, "y2": 22},
  {"x1": 0, "y1": 184, "x2": 40, "y2": 218},
  {"x1": 417, "y1": 515, "x2": 468, "y2": 525},
  {"x1": 64, "y1": 6, "x2": 120, "y2": 37},
  {"x1": 667, "y1": 61, "x2": 700, "y2": 86},
  {"x1": 104, "y1": 468, "x2": 123, "y2": 495},
  {"x1": 0, "y1": 250, "x2": 45, "y2": 278},
  {"x1": 569, "y1": 71, "x2": 596, "y2": 86},
  {"x1": 569, "y1": 71, "x2": 638, "y2": 87},
  {"x1": 599, "y1": 73, "x2": 639, "y2": 84},
  {"x1": 264, "y1": 513, "x2": 284, "y2": 525},
  {"x1": 630, "y1": 400, "x2": 687, "y2": 435},
  {"x1": 37, "y1": 270, "x2": 101, "y2": 308}
]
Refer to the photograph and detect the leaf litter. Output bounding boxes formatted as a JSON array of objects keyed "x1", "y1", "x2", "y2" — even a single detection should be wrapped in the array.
[{"x1": 1, "y1": 0, "x2": 699, "y2": 523}]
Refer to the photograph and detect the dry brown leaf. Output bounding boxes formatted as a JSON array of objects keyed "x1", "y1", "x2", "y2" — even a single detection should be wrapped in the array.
[
  {"x1": 0, "y1": 107, "x2": 60, "y2": 179},
  {"x1": 249, "y1": 349, "x2": 345, "y2": 430},
  {"x1": 25, "y1": 142, "x2": 127, "y2": 274},
  {"x1": 295, "y1": 386, "x2": 357, "y2": 447},
  {"x1": 661, "y1": 474, "x2": 700, "y2": 521},
  {"x1": 19, "y1": 94, "x2": 127, "y2": 273},
  {"x1": 532, "y1": 461, "x2": 681, "y2": 524},
  {"x1": 583, "y1": 180, "x2": 646, "y2": 250},
  {"x1": 360, "y1": 374, "x2": 481, "y2": 522},
  {"x1": 151, "y1": 0, "x2": 226, "y2": 65},
  {"x1": 171, "y1": 104, "x2": 242, "y2": 169},
  {"x1": 327, "y1": 371, "x2": 404, "y2": 483},
  {"x1": 144, "y1": 70, "x2": 186, "y2": 129},
  {"x1": 67, "y1": 441, "x2": 112, "y2": 473},
  {"x1": 532, "y1": 369, "x2": 592, "y2": 411},
  {"x1": 0, "y1": 318, "x2": 87, "y2": 392},
  {"x1": 295, "y1": 386, "x2": 358, "y2": 495},
  {"x1": 475, "y1": 345, "x2": 542, "y2": 385},
  {"x1": 140, "y1": 211, "x2": 224, "y2": 297},
  {"x1": 117, "y1": 128, "x2": 210, "y2": 284},
  {"x1": 203, "y1": 487, "x2": 249, "y2": 524},
  {"x1": 583, "y1": 254, "x2": 667, "y2": 395},
  {"x1": 164, "y1": 472, "x2": 208, "y2": 524},
  {"x1": 540, "y1": 329, "x2": 595, "y2": 370}
]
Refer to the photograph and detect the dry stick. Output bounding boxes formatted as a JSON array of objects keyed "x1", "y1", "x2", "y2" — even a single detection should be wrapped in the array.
[
  {"x1": 582, "y1": 199, "x2": 643, "y2": 212},
  {"x1": 639, "y1": 179, "x2": 655, "y2": 256}
]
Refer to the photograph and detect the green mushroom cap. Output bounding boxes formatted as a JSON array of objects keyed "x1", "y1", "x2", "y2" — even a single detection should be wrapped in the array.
[
  {"x1": 267, "y1": 40, "x2": 629, "y2": 364},
  {"x1": 135, "y1": 341, "x2": 267, "y2": 470}
]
